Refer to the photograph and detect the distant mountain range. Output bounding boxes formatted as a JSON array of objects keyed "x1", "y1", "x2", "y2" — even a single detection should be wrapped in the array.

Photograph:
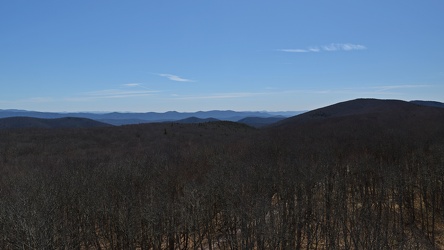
[
  {"x1": 0, "y1": 109, "x2": 303, "y2": 126},
  {"x1": 0, "y1": 99, "x2": 442, "y2": 129}
]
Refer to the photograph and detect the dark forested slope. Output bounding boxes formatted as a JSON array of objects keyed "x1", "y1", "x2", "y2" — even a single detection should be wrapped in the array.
[
  {"x1": 274, "y1": 98, "x2": 444, "y2": 127},
  {"x1": 411, "y1": 100, "x2": 444, "y2": 108},
  {"x1": 268, "y1": 98, "x2": 444, "y2": 167},
  {"x1": 238, "y1": 116, "x2": 286, "y2": 127},
  {"x1": 270, "y1": 98, "x2": 444, "y2": 151},
  {"x1": 0, "y1": 116, "x2": 112, "y2": 129}
]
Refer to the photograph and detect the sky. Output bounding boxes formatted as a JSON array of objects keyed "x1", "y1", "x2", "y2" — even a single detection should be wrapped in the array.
[{"x1": 1, "y1": 1, "x2": 443, "y2": 112}]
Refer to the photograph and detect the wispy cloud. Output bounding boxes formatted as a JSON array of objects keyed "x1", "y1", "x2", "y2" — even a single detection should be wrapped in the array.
[
  {"x1": 170, "y1": 91, "x2": 270, "y2": 100},
  {"x1": 122, "y1": 83, "x2": 154, "y2": 90},
  {"x1": 84, "y1": 89, "x2": 159, "y2": 99},
  {"x1": 322, "y1": 43, "x2": 366, "y2": 51},
  {"x1": 279, "y1": 43, "x2": 367, "y2": 53},
  {"x1": 279, "y1": 49, "x2": 311, "y2": 53},
  {"x1": 0, "y1": 97, "x2": 54, "y2": 105},
  {"x1": 24, "y1": 97, "x2": 54, "y2": 103},
  {"x1": 123, "y1": 83, "x2": 141, "y2": 87},
  {"x1": 158, "y1": 73, "x2": 195, "y2": 82},
  {"x1": 70, "y1": 83, "x2": 160, "y2": 100},
  {"x1": 371, "y1": 84, "x2": 432, "y2": 92}
]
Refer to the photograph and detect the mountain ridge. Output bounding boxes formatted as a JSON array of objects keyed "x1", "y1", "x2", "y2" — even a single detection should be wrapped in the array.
[
  {"x1": 273, "y1": 98, "x2": 444, "y2": 127},
  {"x1": 269, "y1": 98, "x2": 444, "y2": 150},
  {"x1": 0, "y1": 117, "x2": 112, "y2": 130},
  {"x1": 0, "y1": 109, "x2": 303, "y2": 125}
]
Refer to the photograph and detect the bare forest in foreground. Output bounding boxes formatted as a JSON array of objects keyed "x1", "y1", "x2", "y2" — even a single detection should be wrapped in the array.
[{"x1": 1, "y1": 99, "x2": 444, "y2": 249}]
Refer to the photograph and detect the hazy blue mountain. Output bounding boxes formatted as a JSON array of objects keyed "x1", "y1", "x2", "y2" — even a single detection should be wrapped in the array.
[{"x1": 0, "y1": 109, "x2": 300, "y2": 125}]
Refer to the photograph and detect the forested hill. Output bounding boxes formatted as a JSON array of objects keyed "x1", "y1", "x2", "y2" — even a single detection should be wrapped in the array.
[
  {"x1": 273, "y1": 98, "x2": 444, "y2": 128},
  {"x1": 174, "y1": 117, "x2": 220, "y2": 124},
  {"x1": 268, "y1": 98, "x2": 444, "y2": 159},
  {"x1": 238, "y1": 116, "x2": 286, "y2": 127},
  {"x1": 0, "y1": 117, "x2": 112, "y2": 129}
]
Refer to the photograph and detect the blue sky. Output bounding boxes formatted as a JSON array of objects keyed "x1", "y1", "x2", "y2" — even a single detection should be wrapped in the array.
[{"x1": 1, "y1": 1, "x2": 443, "y2": 112}]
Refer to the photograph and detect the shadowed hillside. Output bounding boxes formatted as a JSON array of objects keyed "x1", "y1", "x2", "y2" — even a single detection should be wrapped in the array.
[
  {"x1": 275, "y1": 98, "x2": 444, "y2": 126},
  {"x1": 174, "y1": 116, "x2": 220, "y2": 124},
  {"x1": 264, "y1": 99, "x2": 444, "y2": 249},
  {"x1": 0, "y1": 117, "x2": 112, "y2": 129},
  {"x1": 411, "y1": 100, "x2": 444, "y2": 108},
  {"x1": 270, "y1": 98, "x2": 444, "y2": 151},
  {"x1": 238, "y1": 116, "x2": 285, "y2": 127}
]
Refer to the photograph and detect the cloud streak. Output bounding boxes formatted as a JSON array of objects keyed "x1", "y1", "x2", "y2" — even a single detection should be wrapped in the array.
[
  {"x1": 371, "y1": 84, "x2": 432, "y2": 92},
  {"x1": 84, "y1": 89, "x2": 159, "y2": 99},
  {"x1": 279, "y1": 43, "x2": 367, "y2": 53},
  {"x1": 173, "y1": 92, "x2": 262, "y2": 100},
  {"x1": 158, "y1": 74, "x2": 195, "y2": 82},
  {"x1": 0, "y1": 97, "x2": 54, "y2": 105},
  {"x1": 176, "y1": 84, "x2": 431, "y2": 101},
  {"x1": 122, "y1": 83, "x2": 154, "y2": 90},
  {"x1": 123, "y1": 83, "x2": 141, "y2": 87},
  {"x1": 72, "y1": 83, "x2": 160, "y2": 100}
]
